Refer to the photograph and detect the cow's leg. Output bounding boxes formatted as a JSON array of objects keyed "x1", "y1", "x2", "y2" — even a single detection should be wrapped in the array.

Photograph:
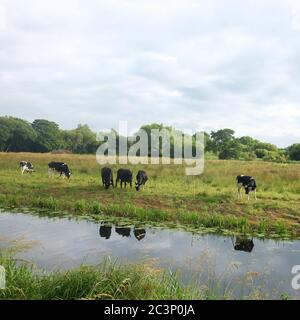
[
  {"x1": 48, "y1": 168, "x2": 52, "y2": 178},
  {"x1": 254, "y1": 189, "x2": 257, "y2": 201},
  {"x1": 111, "y1": 179, "x2": 114, "y2": 188},
  {"x1": 237, "y1": 183, "x2": 242, "y2": 199},
  {"x1": 247, "y1": 189, "x2": 251, "y2": 201},
  {"x1": 130, "y1": 181, "x2": 132, "y2": 188}
]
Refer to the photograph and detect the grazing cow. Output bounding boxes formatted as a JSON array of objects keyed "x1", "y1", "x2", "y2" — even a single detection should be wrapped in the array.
[
  {"x1": 237, "y1": 175, "x2": 257, "y2": 200},
  {"x1": 20, "y1": 161, "x2": 34, "y2": 174},
  {"x1": 135, "y1": 170, "x2": 148, "y2": 191},
  {"x1": 101, "y1": 167, "x2": 114, "y2": 189},
  {"x1": 48, "y1": 161, "x2": 71, "y2": 179},
  {"x1": 115, "y1": 169, "x2": 133, "y2": 188},
  {"x1": 234, "y1": 236, "x2": 254, "y2": 253}
]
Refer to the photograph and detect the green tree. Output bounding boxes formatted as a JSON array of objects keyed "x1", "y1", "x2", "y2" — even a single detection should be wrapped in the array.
[
  {"x1": 218, "y1": 140, "x2": 243, "y2": 160},
  {"x1": 254, "y1": 142, "x2": 278, "y2": 152},
  {"x1": 62, "y1": 124, "x2": 98, "y2": 154},
  {"x1": 32, "y1": 119, "x2": 62, "y2": 152},
  {"x1": 263, "y1": 151, "x2": 286, "y2": 163},
  {"x1": 287, "y1": 144, "x2": 300, "y2": 161},
  {"x1": 0, "y1": 116, "x2": 37, "y2": 152},
  {"x1": 203, "y1": 132, "x2": 214, "y2": 152},
  {"x1": 210, "y1": 129, "x2": 235, "y2": 154},
  {"x1": 0, "y1": 117, "x2": 12, "y2": 151},
  {"x1": 255, "y1": 149, "x2": 269, "y2": 159},
  {"x1": 139, "y1": 123, "x2": 172, "y2": 157},
  {"x1": 238, "y1": 136, "x2": 259, "y2": 153}
]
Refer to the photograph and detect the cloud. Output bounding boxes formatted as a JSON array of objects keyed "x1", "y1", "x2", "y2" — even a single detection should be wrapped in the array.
[{"x1": 0, "y1": 0, "x2": 300, "y2": 147}]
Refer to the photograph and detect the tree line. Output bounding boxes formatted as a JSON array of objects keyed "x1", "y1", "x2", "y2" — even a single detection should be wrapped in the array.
[{"x1": 1, "y1": 116, "x2": 300, "y2": 162}]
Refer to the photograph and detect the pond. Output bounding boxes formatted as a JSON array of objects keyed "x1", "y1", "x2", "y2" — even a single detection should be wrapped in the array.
[{"x1": 0, "y1": 211, "x2": 300, "y2": 299}]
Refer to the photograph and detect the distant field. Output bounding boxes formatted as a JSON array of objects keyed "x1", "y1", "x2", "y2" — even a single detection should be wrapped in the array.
[{"x1": 1, "y1": 152, "x2": 300, "y2": 238}]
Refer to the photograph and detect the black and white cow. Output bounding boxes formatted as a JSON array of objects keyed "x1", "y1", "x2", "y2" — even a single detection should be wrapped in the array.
[
  {"x1": 115, "y1": 169, "x2": 133, "y2": 188},
  {"x1": 135, "y1": 170, "x2": 148, "y2": 191},
  {"x1": 101, "y1": 167, "x2": 114, "y2": 189},
  {"x1": 48, "y1": 162, "x2": 72, "y2": 179},
  {"x1": 20, "y1": 161, "x2": 34, "y2": 174},
  {"x1": 236, "y1": 175, "x2": 257, "y2": 200}
]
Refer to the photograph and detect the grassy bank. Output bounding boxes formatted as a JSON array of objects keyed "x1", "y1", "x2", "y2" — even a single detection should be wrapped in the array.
[
  {"x1": 0, "y1": 254, "x2": 200, "y2": 300},
  {"x1": 0, "y1": 253, "x2": 273, "y2": 300},
  {"x1": 1, "y1": 152, "x2": 300, "y2": 238}
]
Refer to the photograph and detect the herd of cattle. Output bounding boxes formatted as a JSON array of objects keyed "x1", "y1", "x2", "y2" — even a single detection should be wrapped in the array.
[
  {"x1": 20, "y1": 161, "x2": 148, "y2": 192},
  {"x1": 19, "y1": 161, "x2": 257, "y2": 198}
]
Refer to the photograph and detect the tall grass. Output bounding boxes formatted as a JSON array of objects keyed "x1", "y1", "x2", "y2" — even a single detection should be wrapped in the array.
[
  {"x1": 0, "y1": 254, "x2": 211, "y2": 300},
  {"x1": 0, "y1": 253, "x2": 275, "y2": 300}
]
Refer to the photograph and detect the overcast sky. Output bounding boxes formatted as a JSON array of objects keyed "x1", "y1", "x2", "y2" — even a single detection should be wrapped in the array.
[{"x1": 0, "y1": 0, "x2": 300, "y2": 147}]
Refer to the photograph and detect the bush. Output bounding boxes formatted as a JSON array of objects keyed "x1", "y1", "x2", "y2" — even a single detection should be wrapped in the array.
[
  {"x1": 240, "y1": 152, "x2": 257, "y2": 161},
  {"x1": 255, "y1": 149, "x2": 269, "y2": 159},
  {"x1": 262, "y1": 151, "x2": 286, "y2": 163},
  {"x1": 219, "y1": 148, "x2": 240, "y2": 160}
]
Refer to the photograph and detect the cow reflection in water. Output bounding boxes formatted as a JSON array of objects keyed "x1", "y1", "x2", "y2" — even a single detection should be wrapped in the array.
[
  {"x1": 115, "y1": 227, "x2": 131, "y2": 237},
  {"x1": 234, "y1": 236, "x2": 254, "y2": 253},
  {"x1": 134, "y1": 228, "x2": 146, "y2": 241},
  {"x1": 99, "y1": 223, "x2": 112, "y2": 239},
  {"x1": 99, "y1": 224, "x2": 146, "y2": 241}
]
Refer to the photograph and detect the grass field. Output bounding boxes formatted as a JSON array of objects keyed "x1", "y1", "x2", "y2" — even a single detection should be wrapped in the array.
[{"x1": 1, "y1": 152, "x2": 300, "y2": 238}]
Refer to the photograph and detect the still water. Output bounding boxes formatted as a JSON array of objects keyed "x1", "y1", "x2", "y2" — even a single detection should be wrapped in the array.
[{"x1": 0, "y1": 212, "x2": 300, "y2": 299}]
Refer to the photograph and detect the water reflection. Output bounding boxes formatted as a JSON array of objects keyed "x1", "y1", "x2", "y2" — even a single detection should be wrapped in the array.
[
  {"x1": 233, "y1": 236, "x2": 254, "y2": 253},
  {"x1": 99, "y1": 224, "x2": 112, "y2": 239},
  {"x1": 2, "y1": 212, "x2": 300, "y2": 299},
  {"x1": 99, "y1": 223, "x2": 146, "y2": 241},
  {"x1": 115, "y1": 227, "x2": 131, "y2": 238},
  {"x1": 134, "y1": 228, "x2": 146, "y2": 241}
]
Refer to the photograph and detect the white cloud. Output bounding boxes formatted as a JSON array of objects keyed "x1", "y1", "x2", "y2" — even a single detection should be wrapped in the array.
[{"x1": 0, "y1": 0, "x2": 300, "y2": 146}]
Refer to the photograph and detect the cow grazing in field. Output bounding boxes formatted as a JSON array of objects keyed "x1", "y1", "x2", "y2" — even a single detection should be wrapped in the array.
[
  {"x1": 20, "y1": 161, "x2": 34, "y2": 174},
  {"x1": 48, "y1": 162, "x2": 72, "y2": 179},
  {"x1": 237, "y1": 175, "x2": 257, "y2": 200},
  {"x1": 101, "y1": 167, "x2": 114, "y2": 189},
  {"x1": 115, "y1": 169, "x2": 133, "y2": 188},
  {"x1": 135, "y1": 170, "x2": 148, "y2": 191}
]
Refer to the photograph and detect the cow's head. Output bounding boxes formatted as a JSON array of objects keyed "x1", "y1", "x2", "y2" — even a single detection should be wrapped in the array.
[{"x1": 135, "y1": 182, "x2": 141, "y2": 191}]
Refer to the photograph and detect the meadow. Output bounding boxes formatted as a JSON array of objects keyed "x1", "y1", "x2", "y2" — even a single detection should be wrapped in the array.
[{"x1": 1, "y1": 152, "x2": 300, "y2": 238}]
